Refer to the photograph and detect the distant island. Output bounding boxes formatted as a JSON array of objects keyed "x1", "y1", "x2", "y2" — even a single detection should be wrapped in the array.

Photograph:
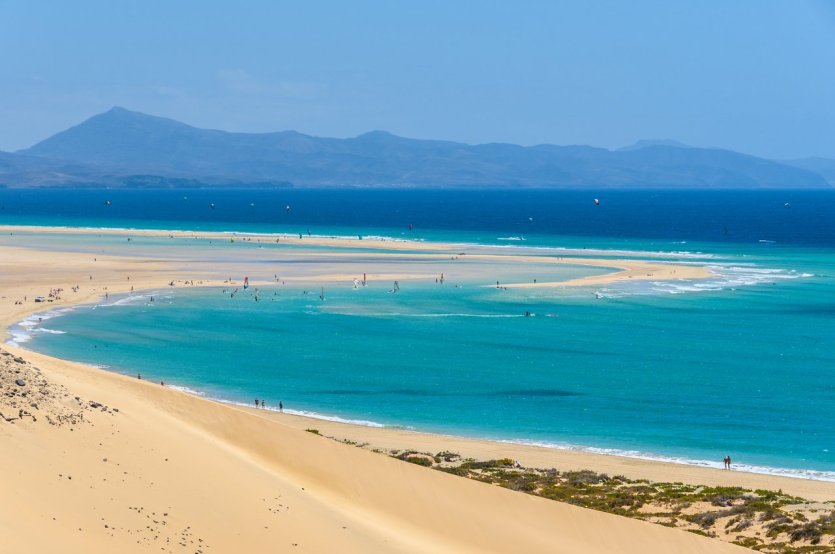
[{"x1": 1, "y1": 106, "x2": 832, "y2": 189}]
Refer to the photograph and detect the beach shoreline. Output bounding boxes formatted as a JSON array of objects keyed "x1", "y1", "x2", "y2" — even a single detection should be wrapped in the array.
[
  {"x1": 1, "y1": 225, "x2": 830, "y2": 489},
  {"x1": 1, "y1": 226, "x2": 829, "y2": 489},
  {"x1": 0, "y1": 224, "x2": 829, "y2": 552}
]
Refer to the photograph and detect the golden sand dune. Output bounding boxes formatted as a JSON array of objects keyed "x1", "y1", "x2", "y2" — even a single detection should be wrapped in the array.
[{"x1": 2, "y1": 348, "x2": 748, "y2": 553}]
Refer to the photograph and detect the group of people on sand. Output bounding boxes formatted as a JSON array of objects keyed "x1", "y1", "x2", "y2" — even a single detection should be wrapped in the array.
[
  {"x1": 723, "y1": 455, "x2": 733, "y2": 470},
  {"x1": 255, "y1": 398, "x2": 283, "y2": 412},
  {"x1": 136, "y1": 374, "x2": 284, "y2": 413},
  {"x1": 14, "y1": 287, "x2": 69, "y2": 305}
]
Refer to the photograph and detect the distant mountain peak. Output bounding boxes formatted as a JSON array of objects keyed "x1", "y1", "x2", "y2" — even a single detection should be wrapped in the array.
[
  {"x1": 619, "y1": 139, "x2": 692, "y2": 151},
  {"x1": 96, "y1": 106, "x2": 154, "y2": 120},
  {"x1": 92, "y1": 106, "x2": 191, "y2": 127},
  {"x1": 354, "y1": 130, "x2": 402, "y2": 141},
  {"x1": 6, "y1": 108, "x2": 831, "y2": 189}
]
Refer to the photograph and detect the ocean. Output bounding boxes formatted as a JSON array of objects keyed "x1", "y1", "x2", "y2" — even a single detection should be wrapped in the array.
[{"x1": 3, "y1": 188, "x2": 834, "y2": 480}]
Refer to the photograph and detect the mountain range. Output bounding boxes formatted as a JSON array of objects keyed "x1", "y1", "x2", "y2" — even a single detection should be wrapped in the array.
[{"x1": 0, "y1": 107, "x2": 832, "y2": 189}]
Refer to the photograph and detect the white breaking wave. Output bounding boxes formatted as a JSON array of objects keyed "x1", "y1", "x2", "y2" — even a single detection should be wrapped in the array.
[
  {"x1": 6, "y1": 307, "x2": 76, "y2": 346},
  {"x1": 36, "y1": 328, "x2": 66, "y2": 335},
  {"x1": 280, "y1": 408, "x2": 388, "y2": 428},
  {"x1": 165, "y1": 384, "x2": 207, "y2": 396},
  {"x1": 496, "y1": 438, "x2": 835, "y2": 482},
  {"x1": 323, "y1": 311, "x2": 527, "y2": 318},
  {"x1": 160, "y1": 383, "x2": 389, "y2": 428},
  {"x1": 96, "y1": 293, "x2": 157, "y2": 307},
  {"x1": 5, "y1": 291, "x2": 164, "y2": 347},
  {"x1": 7, "y1": 329, "x2": 33, "y2": 346},
  {"x1": 348, "y1": 234, "x2": 419, "y2": 243},
  {"x1": 461, "y1": 242, "x2": 720, "y2": 260},
  {"x1": 646, "y1": 264, "x2": 813, "y2": 295}
]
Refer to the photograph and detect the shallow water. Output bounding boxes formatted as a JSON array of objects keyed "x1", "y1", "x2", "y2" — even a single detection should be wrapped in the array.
[
  {"x1": 10, "y1": 242, "x2": 834, "y2": 481},
  {"x1": 4, "y1": 188, "x2": 834, "y2": 480}
]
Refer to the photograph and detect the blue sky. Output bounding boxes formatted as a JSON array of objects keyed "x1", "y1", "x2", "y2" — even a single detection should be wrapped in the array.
[{"x1": 1, "y1": 0, "x2": 834, "y2": 158}]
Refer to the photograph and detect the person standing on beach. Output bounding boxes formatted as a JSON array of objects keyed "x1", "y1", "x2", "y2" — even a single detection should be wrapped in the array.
[
  {"x1": 279, "y1": 401, "x2": 283, "y2": 412},
  {"x1": 726, "y1": 455, "x2": 732, "y2": 470},
  {"x1": 255, "y1": 398, "x2": 259, "y2": 409},
  {"x1": 261, "y1": 399, "x2": 265, "y2": 409}
]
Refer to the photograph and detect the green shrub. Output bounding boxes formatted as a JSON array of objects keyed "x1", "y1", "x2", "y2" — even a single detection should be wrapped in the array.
[{"x1": 405, "y1": 456, "x2": 433, "y2": 467}]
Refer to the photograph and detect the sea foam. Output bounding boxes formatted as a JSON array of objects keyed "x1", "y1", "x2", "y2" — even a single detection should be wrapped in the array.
[{"x1": 496, "y1": 438, "x2": 835, "y2": 482}]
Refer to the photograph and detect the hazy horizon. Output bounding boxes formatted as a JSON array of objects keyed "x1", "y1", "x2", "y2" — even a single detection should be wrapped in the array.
[{"x1": 2, "y1": 1, "x2": 835, "y2": 159}]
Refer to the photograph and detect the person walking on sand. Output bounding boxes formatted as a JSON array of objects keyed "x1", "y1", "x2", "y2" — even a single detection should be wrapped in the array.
[
  {"x1": 261, "y1": 399, "x2": 265, "y2": 409},
  {"x1": 279, "y1": 401, "x2": 283, "y2": 413},
  {"x1": 255, "y1": 398, "x2": 259, "y2": 409}
]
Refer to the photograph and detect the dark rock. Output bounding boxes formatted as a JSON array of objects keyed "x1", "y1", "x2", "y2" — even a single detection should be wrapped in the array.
[{"x1": 15, "y1": 379, "x2": 25, "y2": 386}]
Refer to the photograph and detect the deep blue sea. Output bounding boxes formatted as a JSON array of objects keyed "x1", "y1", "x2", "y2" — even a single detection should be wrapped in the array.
[
  {"x1": 2, "y1": 188, "x2": 834, "y2": 246},
  {"x1": 3, "y1": 188, "x2": 834, "y2": 480}
]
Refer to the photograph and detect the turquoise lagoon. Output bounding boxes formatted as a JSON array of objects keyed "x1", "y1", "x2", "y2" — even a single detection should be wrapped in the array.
[{"x1": 6, "y1": 231, "x2": 834, "y2": 482}]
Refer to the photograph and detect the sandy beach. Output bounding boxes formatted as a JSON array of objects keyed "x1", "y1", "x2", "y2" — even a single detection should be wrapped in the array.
[{"x1": 1, "y1": 226, "x2": 830, "y2": 553}]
